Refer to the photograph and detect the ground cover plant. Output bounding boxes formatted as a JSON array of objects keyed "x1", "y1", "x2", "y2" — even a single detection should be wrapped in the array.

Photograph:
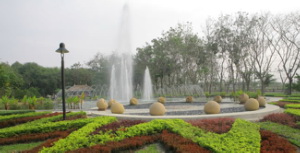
[{"x1": 1, "y1": 97, "x2": 300, "y2": 153}]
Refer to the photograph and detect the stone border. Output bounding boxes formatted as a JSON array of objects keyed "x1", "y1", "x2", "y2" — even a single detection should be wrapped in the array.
[{"x1": 87, "y1": 104, "x2": 282, "y2": 121}]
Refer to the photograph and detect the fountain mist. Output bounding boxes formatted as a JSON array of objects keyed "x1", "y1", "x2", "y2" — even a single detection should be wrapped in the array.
[
  {"x1": 142, "y1": 66, "x2": 153, "y2": 100},
  {"x1": 109, "y1": 3, "x2": 133, "y2": 102}
]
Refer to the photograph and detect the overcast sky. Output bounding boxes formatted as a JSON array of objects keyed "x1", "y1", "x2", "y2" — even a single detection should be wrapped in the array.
[{"x1": 0, "y1": 0, "x2": 299, "y2": 68}]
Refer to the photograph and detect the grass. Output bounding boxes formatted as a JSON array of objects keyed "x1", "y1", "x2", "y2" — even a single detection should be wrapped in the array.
[
  {"x1": 0, "y1": 141, "x2": 43, "y2": 153},
  {"x1": 136, "y1": 143, "x2": 161, "y2": 153}
]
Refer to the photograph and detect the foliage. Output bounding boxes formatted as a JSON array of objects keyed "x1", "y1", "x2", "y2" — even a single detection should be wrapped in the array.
[
  {"x1": 161, "y1": 130, "x2": 210, "y2": 153},
  {"x1": 0, "y1": 112, "x2": 62, "y2": 128},
  {"x1": 0, "y1": 141, "x2": 43, "y2": 153},
  {"x1": 279, "y1": 99, "x2": 300, "y2": 103},
  {"x1": 0, "y1": 110, "x2": 34, "y2": 116},
  {"x1": 284, "y1": 109, "x2": 300, "y2": 117},
  {"x1": 258, "y1": 121, "x2": 300, "y2": 147},
  {"x1": 260, "y1": 113, "x2": 297, "y2": 127},
  {"x1": 0, "y1": 112, "x2": 87, "y2": 138},
  {"x1": 285, "y1": 104, "x2": 300, "y2": 109},
  {"x1": 0, "y1": 129, "x2": 71, "y2": 145},
  {"x1": 39, "y1": 118, "x2": 260, "y2": 153},
  {"x1": 40, "y1": 116, "x2": 117, "y2": 153},
  {"x1": 91, "y1": 120, "x2": 145, "y2": 135},
  {"x1": 260, "y1": 130, "x2": 297, "y2": 153},
  {"x1": 0, "y1": 62, "x2": 23, "y2": 97},
  {"x1": 264, "y1": 92, "x2": 286, "y2": 97},
  {"x1": 136, "y1": 143, "x2": 160, "y2": 153},
  {"x1": 0, "y1": 111, "x2": 50, "y2": 122},
  {"x1": 188, "y1": 118, "x2": 235, "y2": 134}
]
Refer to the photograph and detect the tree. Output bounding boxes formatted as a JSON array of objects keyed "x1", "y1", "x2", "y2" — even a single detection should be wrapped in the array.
[
  {"x1": 0, "y1": 62, "x2": 23, "y2": 96},
  {"x1": 250, "y1": 13, "x2": 276, "y2": 94},
  {"x1": 269, "y1": 12, "x2": 300, "y2": 95}
]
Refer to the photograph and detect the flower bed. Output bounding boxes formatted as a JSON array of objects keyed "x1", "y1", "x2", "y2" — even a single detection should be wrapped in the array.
[
  {"x1": 0, "y1": 112, "x2": 299, "y2": 152},
  {"x1": 0, "y1": 112, "x2": 62, "y2": 128}
]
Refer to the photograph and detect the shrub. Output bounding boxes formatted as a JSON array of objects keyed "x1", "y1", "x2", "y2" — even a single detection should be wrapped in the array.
[
  {"x1": 161, "y1": 130, "x2": 210, "y2": 153},
  {"x1": 285, "y1": 104, "x2": 300, "y2": 109},
  {"x1": 188, "y1": 118, "x2": 235, "y2": 134},
  {"x1": 0, "y1": 111, "x2": 51, "y2": 122},
  {"x1": 258, "y1": 122, "x2": 300, "y2": 147},
  {"x1": 0, "y1": 110, "x2": 34, "y2": 116},
  {"x1": 260, "y1": 130, "x2": 297, "y2": 153},
  {"x1": 284, "y1": 109, "x2": 300, "y2": 117},
  {"x1": 260, "y1": 113, "x2": 297, "y2": 127}
]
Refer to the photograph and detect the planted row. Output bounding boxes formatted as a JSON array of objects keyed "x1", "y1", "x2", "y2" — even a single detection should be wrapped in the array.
[
  {"x1": 0, "y1": 111, "x2": 87, "y2": 138},
  {"x1": 41, "y1": 118, "x2": 261, "y2": 153},
  {"x1": 285, "y1": 104, "x2": 300, "y2": 109},
  {"x1": 40, "y1": 116, "x2": 117, "y2": 153},
  {"x1": 260, "y1": 130, "x2": 297, "y2": 153},
  {"x1": 284, "y1": 109, "x2": 300, "y2": 117},
  {"x1": 0, "y1": 112, "x2": 62, "y2": 128},
  {"x1": 258, "y1": 121, "x2": 300, "y2": 147},
  {"x1": 0, "y1": 110, "x2": 34, "y2": 116},
  {"x1": 0, "y1": 111, "x2": 51, "y2": 122}
]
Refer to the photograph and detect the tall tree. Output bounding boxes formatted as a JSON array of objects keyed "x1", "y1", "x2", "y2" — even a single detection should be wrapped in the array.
[{"x1": 269, "y1": 12, "x2": 300, "y2": 95}]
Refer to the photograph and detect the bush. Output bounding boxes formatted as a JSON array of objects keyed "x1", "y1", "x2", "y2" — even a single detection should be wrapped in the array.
[
  {"x1": 260, "y1": 130, "x2": 297, "y2": 153},
  {"x1": 188, "y1": 118, "x2": 235, "y2": 134},
  {"x1": 259, "y1": 121, "x2": 300, "y2": 147},
  {"x1": 285, "y1": 104, "x2": 300, "y2": 109},
  {"x1": 0, "y1": 110, "x2": 34, "y2": 116},
  {"x1": 260, "y1": 113, "x2": 297, "y2": 127},
  {"x1": 284, "y1": 109, "x2": 300, "y2": 117}
]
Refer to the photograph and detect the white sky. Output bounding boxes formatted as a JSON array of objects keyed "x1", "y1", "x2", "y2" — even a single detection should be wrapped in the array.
[{"x1": 0, "y1": 0, "x2": 299, "y2": 68}]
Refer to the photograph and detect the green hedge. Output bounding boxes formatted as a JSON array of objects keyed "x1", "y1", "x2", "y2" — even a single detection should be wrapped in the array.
[
  {"x1": 40, "y1": 116, "x2": 117, "y2": 153},
  {"x1": 0, "y1": 110, "x2": 35, "y2": 116},
  {"x1": 0, "y1": 111, "x2": 86, "y2": 138},
  {"x1": 0, "y1": 111, "x2": 51, "y2": 122},
  {"x1": 42, "y1": 118, "x2": 261, "y2": 153},
  {"x1": 284, "y1": 109, "x2": 300, "y2": 117},
  {"x1": 258, "y1": 122, "x2": 300, "y2": 147},
  {"x1": 279, "y1": 99, "x2": 300, "y2": 103},
  {"x1": 284, "y1": 104, "x2": 300, "y2": 109}
]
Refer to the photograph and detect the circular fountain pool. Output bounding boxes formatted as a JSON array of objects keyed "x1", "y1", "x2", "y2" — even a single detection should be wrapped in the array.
[{"x1": 86, "y1": 98, "x2": 282, "y2": 121}]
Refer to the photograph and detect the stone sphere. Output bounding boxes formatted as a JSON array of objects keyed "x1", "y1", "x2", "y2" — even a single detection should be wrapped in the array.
[
  {"x1": 239, "y1": 93, "x2": 249, "y2": 104},
  {"x1": 204, "y1": 101, "x2": 220, "y2": 114},
  {"x1": 149, "y1": 102, "x2": 166, "y2": 116},
  {"x1": 158, "y1": 97, "x2": 166, "y2": 104},
  {"x1": 111, "y1": 102, "x2": 125, "y2": 114},
  {"x1": 130, "y1": 98, "x2": 138, "y2": 105},
  {"x1": 257, "y1": 96, "x2": 266, "y2": 107},
  {"x1": 96, "y1": 98, "x2": 108, "y2": 111},
  {"x1": 108, "y1": 99, "x2": 116, "y2": 108},
  {"x1": 213, "y1": 95, "x2": 222, "y2": 103},
  {"x1": 244, "y1": 98, "x2": 259, "y2": 111},
  {"x1": 186, "y1": 96, "x2": 193, "y2": 103}
]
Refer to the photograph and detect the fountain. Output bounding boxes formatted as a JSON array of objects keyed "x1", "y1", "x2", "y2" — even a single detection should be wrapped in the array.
[
  {"x1": 142, "y1": 66, "x2": 153, "y2": 101},
  {"x1": 109, "y1": 3, "x2": 133, "y2": 103}
]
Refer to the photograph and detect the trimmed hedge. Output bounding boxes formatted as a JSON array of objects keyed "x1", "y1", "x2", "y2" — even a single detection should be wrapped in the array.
[
  {"x1": 0, "y1": 111, "x2": 51, "y2": 122},
  {"x1": 0, "y1": 111, "x2": 87, "y2": 138},
  {"x1": 40, "y1": 116, "x2": 117, "y2": 153},
  {"x1": 258, "y1": 121, "x2": 300, "y2": 147},
  {"x1": 284, "y1": 109, "x2": 300, "y2": 117},
  {"x1": 285, "y1": 104, "x2": 300, "y2": 109},
  {"x1": 0, "y1": 110, "x2": 35, "y2": 116},
  {"x1": 42, "y1": 118, "x2": 260, "y2": 153}
]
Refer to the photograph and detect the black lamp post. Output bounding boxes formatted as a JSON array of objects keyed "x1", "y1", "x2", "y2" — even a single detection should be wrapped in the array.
[{"x1": 56, "y1": 43, "x2": 69, "y2": 120}]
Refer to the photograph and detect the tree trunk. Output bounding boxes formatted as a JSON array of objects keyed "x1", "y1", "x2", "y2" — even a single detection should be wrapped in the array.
[{"x1": 288, "y1": 77, "x2": 293, "y2": 95}]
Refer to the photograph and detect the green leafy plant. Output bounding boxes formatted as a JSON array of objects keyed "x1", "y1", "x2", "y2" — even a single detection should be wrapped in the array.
[
  {"x1": 0, "y1": 111, "x2": 50, "y2": 122},
  {"x1": 284, "y1": 108, "x2": 300, "y2": 117},
  {"x1": 258, "y1": 121, "x2": 300, "y2": 147}
]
